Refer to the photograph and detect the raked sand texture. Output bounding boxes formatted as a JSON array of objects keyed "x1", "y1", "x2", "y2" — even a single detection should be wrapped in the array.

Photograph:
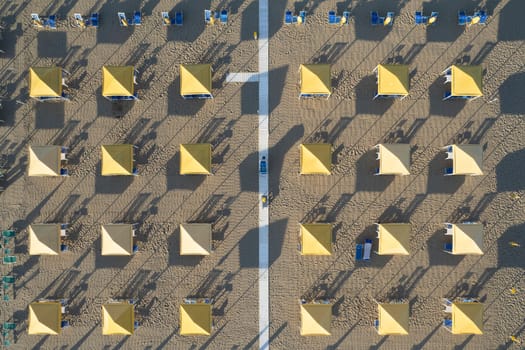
[{"x1": 0, "y1": 0, "x2": 524, "y2": 349}]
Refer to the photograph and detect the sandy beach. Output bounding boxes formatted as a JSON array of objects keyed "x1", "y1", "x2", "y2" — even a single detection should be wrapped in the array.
[{"x1": 0, "y1": 0, "x2": 524, "y2": 348}]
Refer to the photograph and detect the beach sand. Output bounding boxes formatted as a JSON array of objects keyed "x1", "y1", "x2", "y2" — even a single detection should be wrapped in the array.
[{"x1": 0, "y1": 0, "x2": 524, "y2": 348}]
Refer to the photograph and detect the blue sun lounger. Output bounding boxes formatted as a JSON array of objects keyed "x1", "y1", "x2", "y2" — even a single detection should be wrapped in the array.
[
  {"x1": 175, "y1": 11, "x2": 183, "y2": 26},
  {"x1": 328, "y1": 11, "x2": 350, "y2": 25},
  {"x1": 370, "y1": 11, "x2": 383, "y2": 25},
  {"x1": 284, "y1": 10, "x2": 293, "y2": 24},
  {"x1": 415, "y1": 11, "x2": 438, "y2": 25},
  {"x1": 220, "y1": 10, "x2": 228, "y2": 24},
  {"x1": 132, "y1": 11, "x2": 141, "y2": 25}
]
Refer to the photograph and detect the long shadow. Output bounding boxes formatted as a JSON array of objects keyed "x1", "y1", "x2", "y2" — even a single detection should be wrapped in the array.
[
  {"x1": 312, "y1": 42, "x2": 351, "y2": 64},
  {"x1": 94, "y1": 237, "x2": 131, "y2": 269},
  {"x1": 37, "y1": 31, "x2": 67, "y2": 58},
  {"x1": 269, "y1": 65, "x2": 288, "y2": 115},
  {"x1": 355, "y1": 150, "x2": 394, "y2": 192},
  {"x1": 119, "y1": 269, "x2": 152, "y2": 298},
  {"x1": 240, "y1": 1, "x2": 258, "y2": 41},
  {"x1": 428, "y1": 76, "x2": 466, "y2": 117},
  {"x1": 426, "y1": 152, "x2": 464, "y2": 193},
  {"x1": 95, "y1": 174, "x2": 133, "y2": 194},
  {"x1": 499, "y1": 72, "x2": 525, "y2": 115},
  {"x1": 496, "y1": 148, "x2": 525, "y2": 192},
  {"x1": 35, "y1": 102, "x2": 65, "y2": 129},
  {"x1": 327, "y1": 323, "x2": 357, "y2": 350},
  {"x1": 455, "y1": 118, "x2": 495, "y2": 145},
  {"x1": 326, "y1": 193, "x2": 353, "y2": 222},
  {"x1": 52, "y1": 120, "x2": 80, "y2": 145},
  {"x1": 239, "y1": 219, "x2": 288, "y2": 268},
  {"x1": 168, "y1": 226, "x2": 205, "y2": 266},
  {"x1": 167, "y1": 77, "x2": 205, "y2": 116},
  {"x1": 498, "y1": 0, "x2": 525, "y2": 41},
  {"x1": 51, "y1": 194, "x2": 81, "y2": 222},
  {"x1": 498, "y1": 222, "x2": 525, "y2": 268},
  {"x1": 167, "y1": 0, "x2": 209, "y2": 42},
  {"x1": 241, "y1": 82, "x2": 258, "y2": 115},
  {"x1": 427, "y1": 228, "x2": 464, "y2": 265},
  {"x1": 385, "y1": 266, "x2": 428, "y2": 299},
  {"x1": 355, "y1": 75, "x2": 394, "y2": 115},
  {"x1": 268, "y1": 0, "x2": 287, "y2": 40},
  {"x1": 166, "y1": 152, "x2": 206, "y2": 191},
  {"x1": 383, "y1": 118, "x2": 426, "y2": 143},
  {"x1": 96, "y1": 0, "x2": 137, "y2": 43},
  {"x1": 412, "y1": 324, "x2": 442, "y2": 350},
  {"x1": 43, "y1": 269, "x2": 81, "y2": 299},
  {"x1": 303, "y1": 269, "x2": 353, "y2": 300}
]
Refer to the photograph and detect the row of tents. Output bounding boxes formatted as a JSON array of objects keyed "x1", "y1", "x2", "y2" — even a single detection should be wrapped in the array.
[
  {"x1": 29, "y1": 64, "x2": 212, "y2": 101},
  {"x1": 300, "y1": 143, "x2": 483, "y2": 175},
  {"x1": 28, "y1": 300, "x2": 213, "y2": 335},
  {"x1": 300, "y1": 222, "x2": 484, "y2": 256},
  {"x1": 28, "y1": 143, "x2": 483, "y2": 177},
  {"x1": 28, "y1": 64, "x2": 483, "y2": 101},
  {"x1": 28, "y1": 223, "x2": 212, "y2": 256},
  {"x1": 301, "y1": 299, "x2": 483, "y2": 336}
]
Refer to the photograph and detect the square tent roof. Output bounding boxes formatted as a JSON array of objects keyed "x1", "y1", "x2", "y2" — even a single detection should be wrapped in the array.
[
  {"x1": 376, "y1": 64, "x2": 409, "y2": 96},
  {"x1": 101, "y1": 144, "x2": 134, "y2": 176},
  {"x1": 377, "y1": 303, "x2": 409, "y2": 335},
  {"x1": 300, "y1": 144, "x2": 332, "y2": 175},
  {"x1": 28, "y1": 302, "x2": 62, "y2": 335},
  {"x1": 452, "y1": 223, "x2": 483, "y2": 255},
  {"x1": 180, "y1": 64, "x2": 212, "y2": 97},
  {"x1": 377, "y1": 144, "x2": 410, "y2": 175},
  {"x1": 101, "y1": 224, "x2": 133, "y2": 256},
  {"x1": 300, "y1": 304, "x2": 332, "y2": 336},
  {"x1": 180, "y1": 303, "x2": 212, "y2": 336},
  {"x1": 377, "y1": 223, "x2": 411, "y2": 255},
  {"x1": 180, "y1": 223, "x2": 212, "y2": 255},
  {"x1": 450, "y1": 65, "x2": 483, "y2": 97},
  {"x1": 29, "y1": 67, "x2": 62, "y2": 98},
  {"x1": 300, "y1": 223, "x2": 332, "y2": 255},
  {"x1": 29, "y1": 224, "x2": 60, "y2": 255},
  {"x1": 180, "y1": 144, "x2": 212, "y2": 175},
  {"x1": 452, "y1": 144, "x2": 483, "y2": 175},
  {"x1": 28, "y1": 145, "x2": 61, "y2": 176},
  {"x1": 102, "y1": 66, "x2": 134, "y2": 97},
  {"x1": 299, "y1": 64, "x2": 332, "y2": 97},
  {"x1": 102, "y1": 303, "x2": 134, "y2": 335},
  {"x1": 451, "y1": 302, "x2": 483, "y2": 334}
]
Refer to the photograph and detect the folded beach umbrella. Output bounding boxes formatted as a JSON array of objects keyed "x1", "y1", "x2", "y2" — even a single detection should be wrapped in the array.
[
  {"x1": 300, "y1": 304, "x2": 332, "y2": 336},
  {"x1": 451, "y1": 144, "x2": 483, "y2": 175},
  {"x1": 375, "y1": 64, "x2": 409, "y2": 98},
  {"x1": 180, "y1": 144, "x2": 212, "y2": 175},
  {"x1": 29, "y1": 224, "x2": 60, "y2": 255},
  {"x1": 299, "y1": 64, "x2": 332, "y2": 98},
  {"x1": 29, "y1": 67, "x2": 62, "y2": 98},
  {"x1": 101, "y1": 144, "x2": 134, "y2": 176},
  {"x1": 180, "y1": 64, "x2": 212, "y2": 99},
  {"x1": 451, "y1": 223, "x2": 483, "y2": 255},
  {"x1": 180, "y1": 223, "x2": 212, "y2": 256},
  {"x1": 377, "y1": 303, "x2": 409, "y2": 335},
  {"x1": 28, "y1": 302, "x2": 62, "y2": 335},
  {"x1": 450, "y1": 65, "x2": 482, "y2": 98},
  {"x1": 376, "y1": 144, "x2": 410, "y2": 175},
  {"x1": 300, "y1": 223, "x2": 332, "y2": 256},
  {"x1": 102, "y1": 303, "x2": 134, "y2": 335},
  {"x1": 28, "y1": 145, "x2": 61, "y2": 176},
  {"x1": 377, "y1": 223, "x2": 410, "y2": 255},
  {"x1": 180, "y1": 303, "x2": 212, "y2": 336},
  {"x1": 300, "y1": 144, "x2": 332, "y2": 175},
  {"x1": 102, "y1": 66, "x2": 134, "y2": 97},
  {"x1": 451, "y1": 302, "x2": 483, "y2": 334},
  {"x1": 101, "y1": 224, "x2": 133, "y2": 256}
]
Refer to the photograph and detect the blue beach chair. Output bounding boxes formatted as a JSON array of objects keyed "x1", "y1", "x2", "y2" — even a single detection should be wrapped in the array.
[
  {"x1": 220, "y1": 10, "x2": 228, "y2": 24},
  {"x1": 458, "y1": 11, "x2": 468, "y2": 25},
  {"x1": 415, "y1": 11, "x2": 426, "y2": 24},
  {"x1": 371, "y1": 11, "x2": 383, "y2": 25},
  {"x1": 473, "y1": 11, "x2": 487, "y2": 24},
  {"x1": 328, "y1": 11, "x2": 337, "y2": 24},
  {"x1": 118, "y1": 12, "x2": 129, "y2": 27},
  {"x1": 355, "y1": 243, "x2": 364, "y2": 260},
  {"x1": 133, "y1": 11, "x2": 141, "y2": 25},
  {"x1": 175, "y1": 11, "x2": 183, "y2": 26},
  {"x1": 89, "y1": 13, "x2": 99, "y2": 27},
  {"x1": 443, "y1": 243, "x2": 453, "y2": 252},
  {"x1": 444, "y1": 167, "x2": 453, "y2": 175},
  {"x1": 284, "y1": 10, "x2": 293, "y2": 24}
]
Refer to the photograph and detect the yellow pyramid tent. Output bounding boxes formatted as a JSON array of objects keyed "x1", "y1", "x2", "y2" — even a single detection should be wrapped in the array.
[
  {"x1": 28, "y1": 145, "x2": 61, "y2": 176},
  {"x1": 180, "y1": 303, "x2": 212, "y2": 336},
  {"x1": 377, "y1": 223, "x2": 410, "y2": 255},
  {"x1": 28, "y1": 302, "x2": 62, "y2": 335},
  {"x1": 180, "y1": 64, "x2": 213, "y2": 99},
  {"x1": 300, "y1": 304, "x2": 332, "y2": 336},
  {"x1": 101, "y1": 145, "x2": 134, "y2": 176},
  {"x1": 102, "y1": 303, "x2": 134, "y2": 335},
  {"x1": 451, "y1": 144, "x2": 483, "y2": 175},
  {"x1": 300, "y1": 144, "x2": 331, "y2": 175},
  {"x1": 451, "y1": 223, "x2": 483, "y2": 255},
  {"x1": 451, "y1": 302, "x2": 483, "y2": 334},
  {"x1": 376, "y1": 144, "x2": 410, "y2": 175},
  {"x1": 300, "y1": 223, "x2": 332, "y2": 256},
  {"x1": 450, "y1": 65, "x2": 482, "y2": 98},
  {"x1": 374, "y1": 64, "x2": 409, "y2": 98},
  {"x1": 180, "y1": 144, "x2": 212, "y2": 175},
  {"x1": 377, "y1": 303, "x2": 409, "y2": 335},
  {"x1": 299, "y1": 64, "x2": 332, "y2": 98},
  {"x1": 29, "y1": 224, "x2": 60, "y2": 256},
  {"x1": 102, "y1": 66, "x2": 134, "y2": 98},
  {"x1": 29, "y1": 67, "x2": 62, "y2": 98},
  {"x1": 180, "y1": 223, "x2": 212, "y2": 256},
  {"x1": 101, "y1": 224, "x2": 133, "y2": 256}
]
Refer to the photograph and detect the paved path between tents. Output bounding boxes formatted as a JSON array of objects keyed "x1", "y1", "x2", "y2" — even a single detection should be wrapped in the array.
[
  {"x1": 257, "y1": 0, "x2": 270, "y2": 348},
  {"x1": 225, "y1": 72, "x2": 259, "y2": 83}
]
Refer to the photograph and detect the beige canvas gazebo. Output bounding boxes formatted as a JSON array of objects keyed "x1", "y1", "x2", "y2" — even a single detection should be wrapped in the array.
[
  {"x1": 300, "y1": 303, "x2": 332, "y2": 336},
  {"x1": 376, "y1": 303, "x2": 409, "y2": 335},
  {"x1": 28, "y1": 145, "x2": 62, "y2": 176},
  {"x1": 300, "y1": 223, "x2": 332, "y2": 256},
  {"x1": 299, "y1": 64, "x2": 332, "y2": 98},
  {"x1": 376, "y1": 223, "x2": 410, "y2": 255},
  {"x1": 101, "y1": 145, "x2": 134, "y2": 176},
  {"x1": 102, "y1": 303, "x2": 134, "y2": 335},
  {"x1": 375, "y1": 144, "x2": 410, "y2": 175},
  {"x1": 444, "y1": 144, "x2": 483, "y2": 176},
  {"x1": 101, "y1": 224, "x2": 134, "y2": 256},
  {"x1": 300, "y1": 144, "x2": 332, "y2": 175},
  {"x1": 28, "y1": 301, "x2": 62, "y2": 335},
  {"x1": 180, "y1": 64, "x2": 213, "y2": 99},
  {"x1": 180, "y1": 303, "x2": 212, "y2": 336},
  {"x1": 180, "y1": 144, "x2": 212, "y2": 175},
  {"x1": 180, "y1": 223, "x2": 212, "y2": 256},
  {"x1": 445, "y1": 223, "x2": 483, "y2": 255},
  {"x1": 29, "y1": 224, "x2": 61, "y2": 255}
]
